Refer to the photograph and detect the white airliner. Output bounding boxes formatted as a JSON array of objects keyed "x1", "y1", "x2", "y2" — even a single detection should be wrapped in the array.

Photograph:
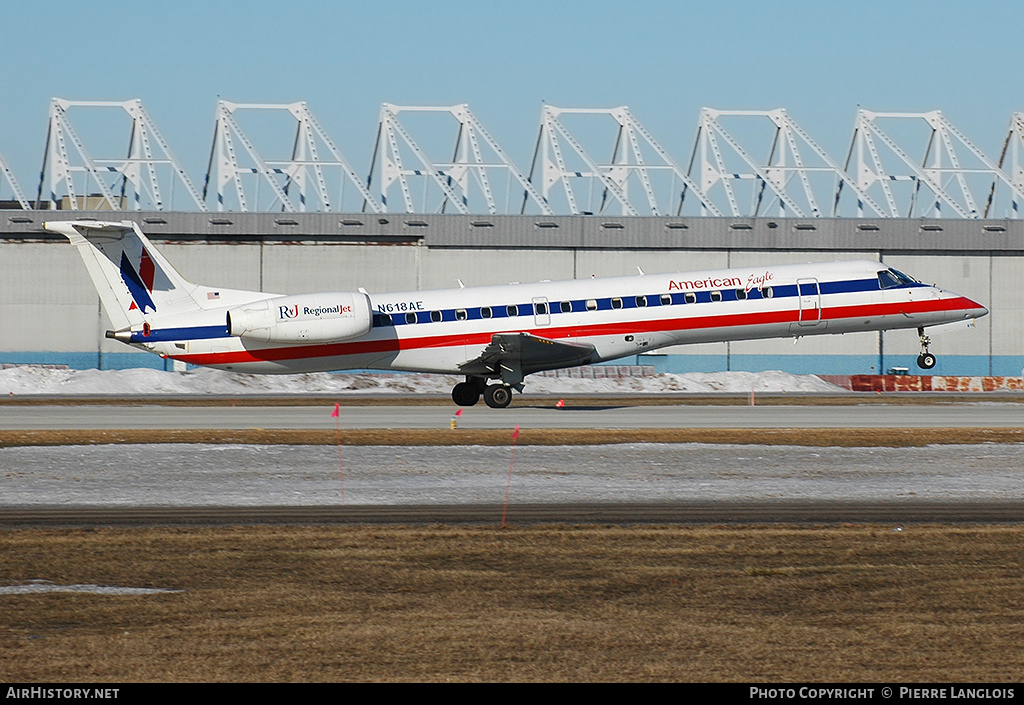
[{"x1": 45, "y1": 220, "x2": 988, "y2": 408}]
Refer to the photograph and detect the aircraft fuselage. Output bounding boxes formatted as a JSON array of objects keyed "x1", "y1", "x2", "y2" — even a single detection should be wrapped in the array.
[
  {"x1": 139, "y1": 261, "x2": 983, "y2": 375},
  {"x1": 43, "y1": 220, "x2": 988, "y2": 408}
]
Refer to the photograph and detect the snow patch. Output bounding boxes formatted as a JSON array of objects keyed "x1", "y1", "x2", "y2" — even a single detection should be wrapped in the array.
[
  {"x1": 0, "y1": 580, "x2": 184, "y2": 595},
  {"x1": 0, "y1": 366, "x2": 845, "y2": 397}
]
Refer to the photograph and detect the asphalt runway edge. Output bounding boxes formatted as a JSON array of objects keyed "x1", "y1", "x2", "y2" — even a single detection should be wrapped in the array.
[
  {"x1": 2, "y1": 501, "x2": 1022, "y2": 528},
  {"x1": 4, "y1": 426, "x2": 1024, "y2": 447}
]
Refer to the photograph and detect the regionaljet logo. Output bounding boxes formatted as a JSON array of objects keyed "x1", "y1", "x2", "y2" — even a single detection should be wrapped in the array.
[
  {"x1": 303, "y1": 304, "x2": 353, "y2": 317},
  {"x1": 279, "y1": 303, "x2": 353, "y2": 320}
]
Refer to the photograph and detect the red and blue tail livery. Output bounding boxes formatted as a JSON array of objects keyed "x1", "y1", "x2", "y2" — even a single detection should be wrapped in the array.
[
  {"x1": 120, "y1": 249, "x2": 158, "y2": 314},
  {"x1": 44, "y1": 220, "x2": 987, "y2": 408}
]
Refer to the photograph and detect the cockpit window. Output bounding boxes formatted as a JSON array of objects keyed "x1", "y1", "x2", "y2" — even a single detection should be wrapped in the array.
[
  {"x1": 890, "y1": 268, "x2": 919, "y2": 285},
  {"x1": 878, "y1": 268, "x2": 917, "y2": 289},
  {"x1": 877, "y1": 270, "x2": 900, "y2": 289}
]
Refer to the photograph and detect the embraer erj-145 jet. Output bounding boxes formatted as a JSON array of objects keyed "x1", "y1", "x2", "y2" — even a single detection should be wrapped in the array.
[{"x1": 45, "y1": 220, "x2": 988, "y2": 408}]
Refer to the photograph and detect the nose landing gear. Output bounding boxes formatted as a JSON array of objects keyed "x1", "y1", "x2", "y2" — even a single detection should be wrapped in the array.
[{"x1": 916, "y1": 327, "x2": 936, "y2": 370}]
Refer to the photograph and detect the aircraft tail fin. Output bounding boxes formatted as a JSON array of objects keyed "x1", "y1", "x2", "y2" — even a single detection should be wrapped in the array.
[{"x1": 44, "y1": 220, "x2": 203, "y2": 331}]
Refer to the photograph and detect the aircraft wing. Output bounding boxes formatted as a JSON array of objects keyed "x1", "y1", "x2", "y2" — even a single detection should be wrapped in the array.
[{"x1": 459, "y1": 332, "x2": 597, "y2": 383}]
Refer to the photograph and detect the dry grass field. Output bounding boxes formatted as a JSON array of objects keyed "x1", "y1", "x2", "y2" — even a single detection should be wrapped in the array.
[
  {"x1": 5, "y1": 426, "x2": 1024, "y2": 448},
  {"x1": 2, "y1": 524, "x2": 1023, "y2": 682}
]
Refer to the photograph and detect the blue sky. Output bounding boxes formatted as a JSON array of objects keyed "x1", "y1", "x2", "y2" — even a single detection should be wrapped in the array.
[{"x1": 1, "y1": 0, "x2": 1020, "y2": 208}]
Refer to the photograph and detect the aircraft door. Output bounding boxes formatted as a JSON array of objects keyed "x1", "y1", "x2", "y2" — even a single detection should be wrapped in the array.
[
  {"x1": 533, "y1": 297, "x2": 551, "y2": 327},
  {"x1": 796, "y1": 278, "x2": 821, "y2": 325}
]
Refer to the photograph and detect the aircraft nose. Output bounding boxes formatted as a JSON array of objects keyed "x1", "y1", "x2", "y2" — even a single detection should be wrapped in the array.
[
  {"x1": 966, "y1": 296, "x2": 988, "y2": 318},
  {"x1": 936, "y1": 286, "x2": 988, "y2": 318}
]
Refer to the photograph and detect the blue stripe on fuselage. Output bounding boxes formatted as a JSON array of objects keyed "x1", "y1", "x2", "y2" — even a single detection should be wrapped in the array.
[
  {"x1": 371, "y1": 276, "x2": 907, "y2": 328},
  {"x1": 136, "y1": 275, "x2": 925, "y2": 340},
  {"x1": 129, "y1": 325, "x2": 229, "y2": 343}
]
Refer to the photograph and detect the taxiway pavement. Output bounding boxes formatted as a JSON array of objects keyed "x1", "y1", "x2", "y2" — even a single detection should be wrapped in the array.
[{"x1": 3, "y1": 401, "x2": 1024, "y2": 430}]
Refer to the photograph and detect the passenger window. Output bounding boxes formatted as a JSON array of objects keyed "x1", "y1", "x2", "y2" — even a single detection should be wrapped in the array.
[
  {"x1": 684, "y1": 292, "x2": 696, "y2": 304},
  {"x1": 536, "y1": 302, "x2": 548, "y2": 315},
  {"x1": 636, "y1": 295, "x2": 647, "y2": 307},
  {"x1": 711, "y1": 291, "x2": 722, "y2": 302},
  {"x1": 456, "y1": 309, "x2": 467, "y2": 321},
  {"x1": 405, "y1": 312, "x2": 417, "y2": 325},
  {"x1": 611, "y1": 297, "x2": 623, "y2": 309},
  {"x1": 379, "y1": 313, "x2": 392, "y2": 326},
  {"x1": 430, "y1": 311, "x2": 442, "y2": 323},
  {"x1": 560, "y1": 301, "x2": 572, "y2": 313},
  {"x1": 481, "y1": 306, "x2": 492, "y2": 319},
  {"x1": 736, "y1": 289, "x2": 747, "y2": 300},
  {"x1": 507, "y1": 305, "x2": 518, "y2": 317},
  {"x1": 660, "y1": 294, "x2": 672, "y2": 306},
  {"x1": 764, "y1": 286, "x2": 773, "y2": 298},
  {"x1": 586, "y1": 299, "x2": 598, "y2": 311}
]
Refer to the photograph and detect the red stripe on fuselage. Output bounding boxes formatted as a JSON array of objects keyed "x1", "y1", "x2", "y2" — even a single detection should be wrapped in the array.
[{"x1": 176, "y1": 295, "x2": 983, "y2": 366}]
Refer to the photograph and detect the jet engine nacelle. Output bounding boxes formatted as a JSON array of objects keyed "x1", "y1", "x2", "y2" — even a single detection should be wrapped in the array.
[{"x1": 227, "y1": 292, "x2": 373, "y2": 344}]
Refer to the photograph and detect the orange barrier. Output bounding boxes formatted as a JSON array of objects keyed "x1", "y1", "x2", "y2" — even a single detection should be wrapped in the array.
[{"x1": 818, "y1": 375, "x2": 1024, "y2": 392}]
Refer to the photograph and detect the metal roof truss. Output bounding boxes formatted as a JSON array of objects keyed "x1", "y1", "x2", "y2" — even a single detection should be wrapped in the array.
[
  {"x1": 531, "y1": 106, "x2": 721, "y2": 216},
  {"x1": 690, "y1": 108, "x2": 885, "y2": 218},
  {"x1": 0, "y1": 151, "x2": 30, "y2": 209},
  {"x1": 206, "y1": 101, "x2": 382, "y2": 213},
  {"x1": 367, "y1": 104, "x2": 551, "y2": 215},
  {"x1": 40, "y1": 98, "x2": 206, "y2": 212},
  {"x1": 847, "y1": 110, "x2": 1024, "y2": 219}
]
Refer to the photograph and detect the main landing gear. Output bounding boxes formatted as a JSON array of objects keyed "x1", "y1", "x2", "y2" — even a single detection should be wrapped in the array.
[
  {"x1": 483, "y1": 384, "x2": 513, "y2": 409},
  {"x1": 451, "y1": 377, "x2": 514, "y2": 409},
  {"x1": 916, "y1": 327, "x2": 936, "y2": 370}
]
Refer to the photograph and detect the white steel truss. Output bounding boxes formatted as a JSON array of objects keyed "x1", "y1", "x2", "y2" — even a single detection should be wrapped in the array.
[
  {"x1": 530, "y1": 106, "x2": 719, "y2": 216},
  {"x1": 15, "y1": 97, "x2": 1024, "y2": 218},
  {"x1": 688, "y1": 108, "x2": 885, "y2": 218},
  {"x1": 40, "y1": 98, "x2": 206, "y2": 212},
  {"x1": 845, "y1": 110, "x2": 1024, "y2": 219},
  {"x1": 366, "y1": 104, "x2": 551, "y2": 215},
  {"x1": 206, "y1": 101, "x2": 382, "y2": 213},
  {"x1": 994, "y1": 113, "x2": 1024, "y2": 218},
  {"x1": 0, "y1": 151, "x2": 30, "y2": 209}
]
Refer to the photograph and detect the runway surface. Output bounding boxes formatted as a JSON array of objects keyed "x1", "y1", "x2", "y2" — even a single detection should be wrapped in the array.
[
  {"x1": 3, "y1": 400, "x2": 1024, "y2": 430},
  {"x1": 2, "y1": 398, "x2": 1022, "y2": 527},
  {"x1": 2, "y1": 439, "x2": 1023, "y2": 526}
]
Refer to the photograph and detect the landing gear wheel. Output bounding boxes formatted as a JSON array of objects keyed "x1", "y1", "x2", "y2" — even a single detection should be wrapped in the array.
[
  {"x1": 452, "y1": 382, "x2": 481, "y2": 407},
  {"x1": 916, "y1": 327, "x2": 936, "y2": 370},
  {"x1": 483, "y1": 384, "x2": 513, "y2": 409}
]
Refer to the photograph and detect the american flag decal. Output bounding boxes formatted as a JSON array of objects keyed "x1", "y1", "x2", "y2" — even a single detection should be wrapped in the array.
[{"x1": 207, "y1": 292, "x2": 220, "y2": 300}]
